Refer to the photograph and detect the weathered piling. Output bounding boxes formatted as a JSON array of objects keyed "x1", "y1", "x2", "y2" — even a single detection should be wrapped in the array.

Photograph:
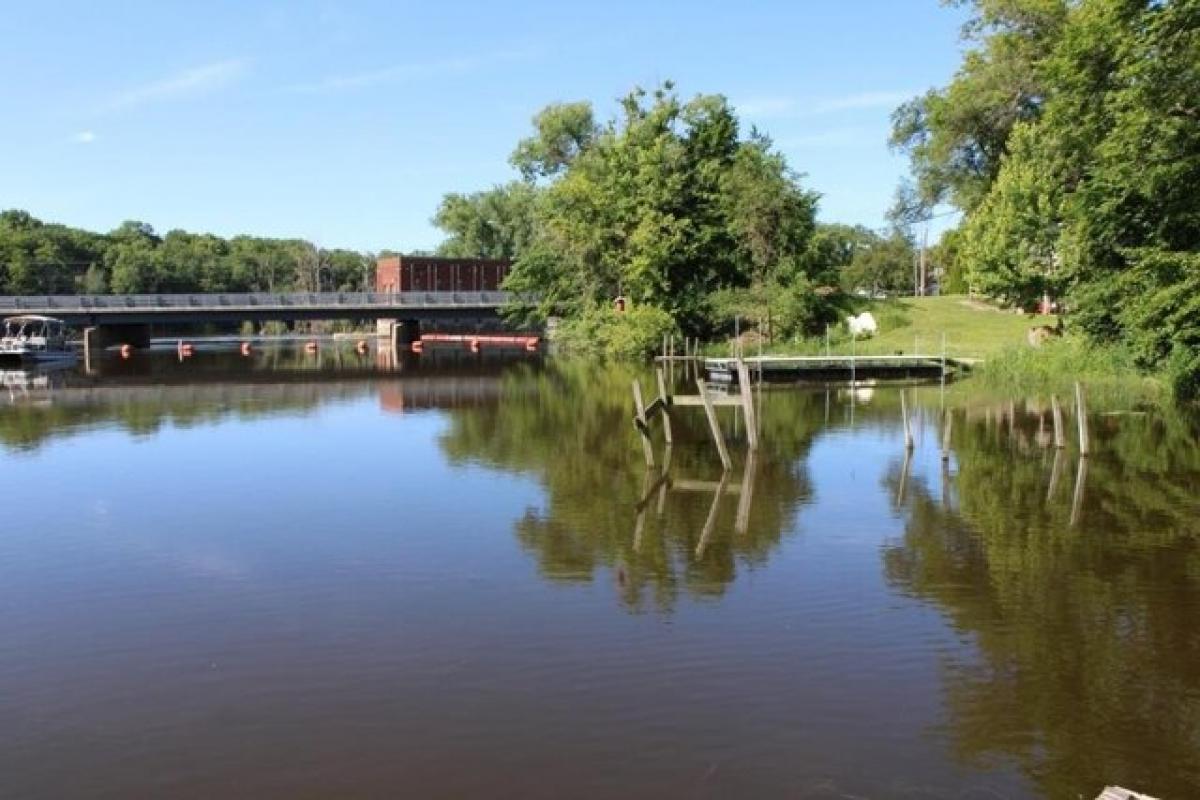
[
  {"x1": 1075, "y1": 381, "x2": 1090, "y2": 455},
  {"x1": 900, "y1": 390, "x2": 914, "y2": 450},
  {"x1": 696, "y1": 378, "x2": 733, "y2": 471},
  {"x1": 941, "y1": 409, "x2": 952, "y2": 461},
  {"x1": 655, "y1": 366, "x2": 673, "y2": 445},
  {"x1": 735, "y1": 359, "x2": 759, "y2": 451},
  {"x1": 1070, "y1": 455, "x2": 1089, "y2": 527},
  {"x1": 1051, "y1": 395, "x2": 1066, "y2": 448},
  {"x1": 631, "y1": 378, "x2": 655, "y2": 467}
]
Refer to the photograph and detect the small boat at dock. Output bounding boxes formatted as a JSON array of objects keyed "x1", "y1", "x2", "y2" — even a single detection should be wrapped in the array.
[{"x1": 0, "y1": 315, "x2": 77, "y2": 366}]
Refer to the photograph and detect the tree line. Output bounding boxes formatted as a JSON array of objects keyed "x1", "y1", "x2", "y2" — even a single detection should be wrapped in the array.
[
  {"x1": 891, "y1": 0, "x2": 1200, "y2": 395},
  {"x1": 0, "y1": 210, "x2": 372, "y2": 295}
]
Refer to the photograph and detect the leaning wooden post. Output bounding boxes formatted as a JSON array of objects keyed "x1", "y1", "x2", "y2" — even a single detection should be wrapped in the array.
[
  {"x1": 736, "y1": 359, "x2": 759, "y2": 450},
  {"x1": 900, "y1": 389, "x2": 914, "y2": 450},
  {"x1": 1051, "y1": 395, "x2": 1066, "y2": 448},
  {"x1": 696, "y1": 378, "x2": 732, "y2": 471},
  {"x1": 1070, "y1": 455, "x2": 1089, "y2": 527},
  {"x1": 1075, "y1": 381, "x2": 1090, "y2": 456},
  {"x1": 655, "y1": 366, "x2": 673, "y2": 445},
  {"x1": 631, "y1": 379, "x2": 655, "y2": 467}
]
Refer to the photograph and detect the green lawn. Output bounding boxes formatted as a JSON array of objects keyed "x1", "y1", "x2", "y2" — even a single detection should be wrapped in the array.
[
  {"x1": 761, "y1": 295, "x2": 1056, "y2": 360},
  {"x1": 853, "y1": 295, "x2": 1055, "y2": 359}
]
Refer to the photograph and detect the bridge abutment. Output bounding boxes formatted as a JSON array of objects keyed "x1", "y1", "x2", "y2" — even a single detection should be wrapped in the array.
[
  {"x1": 378, "y1": 318, "x2": 420, "y2": 350},
  {"x1": 83, "y1": 324, "x2": 152, "y2": 351}
]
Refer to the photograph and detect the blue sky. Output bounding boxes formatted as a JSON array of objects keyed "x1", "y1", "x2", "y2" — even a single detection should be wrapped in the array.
[{"x1": 0, "y1": 1, "x2": 968, "y2": 252}]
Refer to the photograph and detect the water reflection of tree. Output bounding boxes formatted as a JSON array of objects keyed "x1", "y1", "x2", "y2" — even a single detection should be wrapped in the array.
[
  {"x1": 438, "y1": 361, "x2": 823, "y2": 612},
  {"x1": 882, "y1": 408, "x2": 1200, "y2": 798}
]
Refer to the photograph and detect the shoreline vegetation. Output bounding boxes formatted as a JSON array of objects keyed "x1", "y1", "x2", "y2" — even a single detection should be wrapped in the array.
[
  {"x1": 3, "y1": 1, "x2": 1196, "y2": 402},
  {"x1": 688, "y1": 294, "x2": 1166, "y2": 407}
]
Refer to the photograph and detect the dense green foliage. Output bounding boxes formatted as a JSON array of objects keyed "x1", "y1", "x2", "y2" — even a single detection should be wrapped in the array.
[
  {"x1": 433, "y1": 83, "x2": 851, "y2": 356},
  {"x1": 0, "y1": 210, "x2": 371, "y2": 294},
  {"x1": 894, "y1": 0, "x2": 1200, "y2": 395}
]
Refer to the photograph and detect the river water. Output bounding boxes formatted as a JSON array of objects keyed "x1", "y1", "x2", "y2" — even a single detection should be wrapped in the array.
[{"x1": 1, "y1": 347, "x2": 1197, "y2": 798}]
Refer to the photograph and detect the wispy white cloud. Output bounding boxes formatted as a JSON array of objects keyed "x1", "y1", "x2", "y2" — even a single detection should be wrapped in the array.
[
  {"x1": 106, "y1": 58, "x2": 248, "y2": 111},
  {"x1": 290, "y1": 48, "x2": 539, "y2": 93},
  {"x1": 778, "y1": 126, "x2": 881, "y2": 149},
  {"x1": 72, "y1": 130, "x2": 97, "y2": 144},
  {"x1": 812, "y1": 90, "x2": 913, "y2": 114},
  {"x1": 734, "y1": 89, "x2": 914, "y2": 120},
  {"x1": 734, "y1": 96, "x2": 795, "y2": 118}
]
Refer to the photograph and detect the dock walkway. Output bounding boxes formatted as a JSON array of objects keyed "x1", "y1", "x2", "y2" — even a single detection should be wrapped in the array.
[{"x1": 700, "y1": 354, "x2": 977, "y2": 383}]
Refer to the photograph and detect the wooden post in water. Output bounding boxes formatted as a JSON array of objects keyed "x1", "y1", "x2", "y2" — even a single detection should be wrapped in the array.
[
  {"x1": 631, "y1": 379, "x2": 655, "y2": 467},
  {"x1": 736, "y1": 359, "x2": 759, "y2": 450},
  {"x1": 1070, "y1": 455, "x2": 1089, "y2": 527},
  {"x1": 1075, "y1": 381, "x2": 1090, "y2": 456},
  {"x1": 850, "y1": 334, "x2": 857, "y2": 386},
  {"x1": 1051, "y1": 395, "x2": 1066, "y2": 448},
  {"x1": 695, "y1": 471, "x2": 730, "y2": 558},
  {"x1": 696, "y1": 378, "x2": 732, "y2": 471},
  {"x1": 655, "y1": 366, "x2": 673, "y2": 445},
  {"x1": 734, "y1": 449, "x2": 757, "y2": 535},
  {"x1": 900, "y1": 389, "x2": 914, "y2": 450},
  {"x1": 941, "y1": 409, "x2": 952, "y2": 461},
  {"x1": 1047, "y1": 447, "x2": 1064, "y2": 503},
  {"x1": 897, "y1": 446, "x2": 912, "y2": 505}
]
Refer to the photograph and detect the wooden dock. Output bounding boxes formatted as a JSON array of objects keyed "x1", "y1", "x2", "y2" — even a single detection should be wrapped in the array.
[{"x1": 701, "y1": 354, "x2": 977, "y2": 383}]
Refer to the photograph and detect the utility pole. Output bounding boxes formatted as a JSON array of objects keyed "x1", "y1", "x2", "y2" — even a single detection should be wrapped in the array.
[{"x1": 919, "y1": 223, "x2": 929, "y2": 297}]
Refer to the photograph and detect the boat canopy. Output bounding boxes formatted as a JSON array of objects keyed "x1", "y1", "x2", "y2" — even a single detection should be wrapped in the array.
[{"x1": 2, "y1": 316, "x2": 66, "y2": 337}]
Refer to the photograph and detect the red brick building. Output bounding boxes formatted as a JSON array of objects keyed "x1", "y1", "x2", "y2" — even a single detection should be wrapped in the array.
[{"x1": 376, "y1": 256, "x2": 511, "y2": 293}]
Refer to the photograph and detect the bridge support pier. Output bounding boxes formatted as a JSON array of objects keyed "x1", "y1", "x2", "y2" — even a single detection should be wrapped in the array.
[
  {"x1": 379, "y1": 318, "x2": 420, "y2": 350},
  {"x1": 83, "y1": 324, "x2": 151, "y2": 352}
]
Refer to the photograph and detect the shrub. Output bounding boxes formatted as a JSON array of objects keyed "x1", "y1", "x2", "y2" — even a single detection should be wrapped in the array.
[{"x1": 554, "y1": 303, "x2": 677, "y2": 361}]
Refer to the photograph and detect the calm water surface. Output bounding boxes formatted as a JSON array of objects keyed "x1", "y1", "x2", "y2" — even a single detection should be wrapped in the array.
[{"x1": 1, "y1": 348, "x2": 1198, "y2": 798}]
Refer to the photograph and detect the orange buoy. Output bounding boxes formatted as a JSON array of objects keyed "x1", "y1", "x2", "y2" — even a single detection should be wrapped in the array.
[
  {"x1": 119, "y1": 344, "x2": 132, "y2": 359},
  {"x1": 305, "y1": 341, "x2": 318, "y2": 353},
  {"x1": 524, "y1": 338, "x2": 539, "y2": 352},
  {"x1": 177, "y1": 341, "x2": 194, "y2": 358},
  {"x1": 411, "y1": 340, "x2": 423, "y2": 353},
  {"x1": 240, "y1": 342, "x2": 252, "y2": 356}
]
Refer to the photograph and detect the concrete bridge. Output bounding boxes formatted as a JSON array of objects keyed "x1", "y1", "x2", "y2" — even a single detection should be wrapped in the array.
[{"x1": 0, "y1": 291, "x2": 520, "y2": 348}]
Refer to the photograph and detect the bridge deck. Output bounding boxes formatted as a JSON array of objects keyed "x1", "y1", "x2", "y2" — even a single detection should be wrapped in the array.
[{"x1": 0, "y1": 291, "x2": 514, "y2": 324}]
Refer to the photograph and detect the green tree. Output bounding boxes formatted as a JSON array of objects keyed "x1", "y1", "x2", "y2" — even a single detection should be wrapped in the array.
[
  {"x1": 433, "y1": 181, "x2": 539, "y2": 259},
  {"x1": 890, "y1": 0, "x2": 1069, "y2": 212},
  {"x1": 498, "y1": 84, "x2": 820, "y2": 337},
  {"x1": 842, "y1": 229, "x2": 916, "y2": 296},
  {"x1": 509, "y1": 101, "x2": 598, "y2": 180}
]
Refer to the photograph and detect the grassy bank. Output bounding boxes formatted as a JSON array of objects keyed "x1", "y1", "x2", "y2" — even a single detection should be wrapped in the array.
[
  {"x1": 772, "y1": 295, "x2": 1057, "y2": 359},
  {"x1": 712, "y1": 295, "x2": 1164, "y2": 405}
]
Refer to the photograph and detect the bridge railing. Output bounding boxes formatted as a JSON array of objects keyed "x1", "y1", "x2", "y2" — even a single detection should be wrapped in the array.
[{"x1": 0, "y1": 291, "x2": 514, "y2": 311}]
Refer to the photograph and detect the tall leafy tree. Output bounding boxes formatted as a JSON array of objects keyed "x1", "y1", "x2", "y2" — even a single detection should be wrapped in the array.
[
  {"x1": 500, "y1": 84, "x2": 819, "y2": 336},
  {"x1": 433, "y1": 181, "x2": 539, "y2": 259}
]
